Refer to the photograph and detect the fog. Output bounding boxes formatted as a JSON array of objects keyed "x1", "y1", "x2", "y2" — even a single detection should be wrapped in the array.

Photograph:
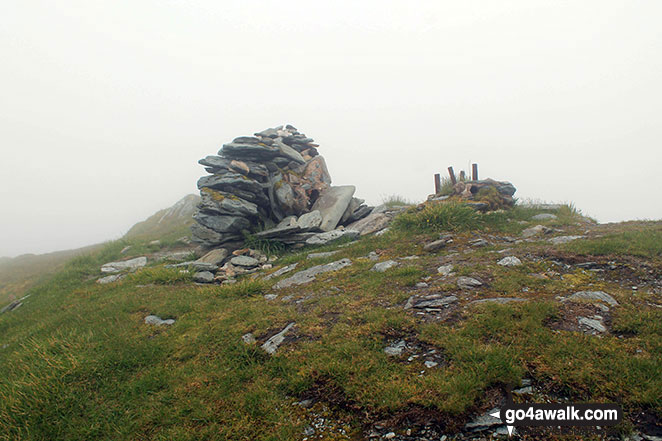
[{"x1": 1, "y1": 0, "x2": 660, "y2": 257}]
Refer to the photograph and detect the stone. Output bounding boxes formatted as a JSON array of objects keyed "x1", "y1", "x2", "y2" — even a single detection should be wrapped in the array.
[
  {"x1": 261, "y1": 322, "x2": 296, "y2": 354},
  {"x1": 549, "y1": 235, "x2": 584, "y2": 245},
  {"x1": 415, "y1": 282, "x2": 428, "y2": 288},
  {"x1": 371, "y1": 260, "x2": 399, "y2": 272},
  {"x1": 423, "y1": 239, "x2": 448, "y2": 252},
  {"x1": 469, "y1": 238, "x2": 490, "y2": 247},
  {"x1": 196, "y1": 248, "x2": 229, "y2": 266},
  {"x1": 471, "y1": 297, "x2": 527, "y2": 305},
  {"x1": 199, "y1": 188, "x2": 259, "y2": 217},
  {"x1": 384, "y1": 340, "x2": 406, "y2": 356},
  {"x1": 521, "y1": 224, "x2": 553, "y2": 238},
  {"x1": 414, "y1": 296, "x2": 458, "y2": 309},
  {"x1": 568, "y1": 291, "x2": 619, "y2": 306},
  {"x1": 457, "y1": 276, "x2": 483, "y2": 289},
  {"x1": 366, "y1": 251, "x2": 379, "y2": 261},
  {"x1": 273, "y1": 138, "x2": 305, "y2": 164},
  {"x1": 144, "y1": 315, "x2": 175, "y2": 326},
  {"x1": 339, "y1": 197, "x2": 364, "y2": 224},
  {"x1": 346, "y1": 212, "x2": 390, "y2": 236},
  {"x1": 307, "y1": 251, "x2": 339, "y2": 259},
  {"x1": 101, "y1": 256, "x2": 147, "y2": 273},
  {"x1": 465, "y1": 408, "x2": 503, "y2": 431},
  {"x1": 274, "y1": 259, "x2": 352, "y2": 289},
  {"x1": 305, "y1": 229, "x2": 359, "y2": 246},
  {"x1": 230, "y1": 255, "x2": 260, "y2": 267},
  {"x1": 301, "y1": 156, "x2": 332, "y2": 195},
  {"x1": 193, "y1": 212, "x2": 251, "y2": 234},
  {"x1": 97, "y1": 274, "x2": 123, "y2": 284},
  {"x1": 220, "y1": 142, "x2": 280, "y2": 161},
  {"x1": 311, "y1": 185, "x2": 356, "y2": 232},
  {"x1": 264, "y1": 294, "x2": 278, "y2": 300},
  {"x1": 497, "y1": 256, "x2": 522, "y2": 266},
  {"x1": 437, "y1": 264, "x2": 454, "y2": 276},
  {"x1": 192, "y1": 262, "x2": 217, "y2": 272},
  {"x1": 296, "y1": 210, "x2": 322, "y2": 231},
  {"x1": 424, "y1": 360, "x2": 438, "y2": 368},
  {"x1": 578, "y1": 317, "x2": 607, "y2": 333},
  {"x1": 263, "y1": 263, "x2": 298, "y2": 280},
  {"x1": 531, "y1": 213, "x2": 557, "y2": 221},
  {"x1": 193, "y1": 271, "x2": 215, "y2": 283},
  {"x1": 241, "y1": 333, "x2": 256, "y2": 344}
]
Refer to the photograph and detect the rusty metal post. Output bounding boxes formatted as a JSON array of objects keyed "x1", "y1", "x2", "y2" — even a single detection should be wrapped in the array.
[
  {"x1": 434, "y1": 173, "x2": 441, "y2": 194},
  {"x1": 472, "y1": 163, "x2": 478, "y2": 181},
  {"x1": 447, "y1": 167, "x2": 457, "y2": 185},
  {"x1": 459, "y1": 170, "x2": 466, "y2": 181}
]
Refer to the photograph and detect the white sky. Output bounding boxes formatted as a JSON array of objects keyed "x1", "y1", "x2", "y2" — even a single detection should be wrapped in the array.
[{"x1": 1, "y1": 0, "x2": 661, "y2": 257}]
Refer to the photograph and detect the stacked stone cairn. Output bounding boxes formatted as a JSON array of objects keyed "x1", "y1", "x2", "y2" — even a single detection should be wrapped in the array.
[{"x1": 190, "y1": 125, "x2": 380, "y2": 283}]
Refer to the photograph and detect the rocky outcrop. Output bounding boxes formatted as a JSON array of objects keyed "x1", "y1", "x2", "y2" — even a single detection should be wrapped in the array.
[{"x1": 191, "y1": 125, "x2": 373, "y2": 248}]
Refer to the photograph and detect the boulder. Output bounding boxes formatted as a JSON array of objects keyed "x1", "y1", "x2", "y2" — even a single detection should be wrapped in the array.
[
  {"x1": 274, "y1": 258, "x2": 352, "y2": 289},
  {"x1": 371, "y1": 260, "x2": 399, "y2": 272},
  {"x1": 101, "y1": 256, "x2": 147, "y2": 273},
  {"x1": 346, "y1": 212, "x2": 390, "y2": 236},
  {"x1": 193, "y1": 271, "x2": 215, "y2": 283},
  {"x1": 312, "y1": 186, "x2": 356, "y2": 232},
  {"x1": 296, "y1": 210, "x2": 322, "y2": 231},
  {"x1": 305, "y1": 229, "x2": 359, "y2": 246},
  {"x1": 196, "y1": 248, "x2": 229, "y2": 266}
]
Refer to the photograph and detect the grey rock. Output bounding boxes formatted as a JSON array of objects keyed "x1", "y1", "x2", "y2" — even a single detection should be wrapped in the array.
[
  {"x1": 264, "y1": 294, "x2": 278, "y2": 300},
  {"x1": 469, "y1": 238, "x2": 490, "y2": 247},
  {"x1": 305, "y1": 229, "x2": 359, "y2": 246},
  {"x1": 531, "y1": 213, "x2": 558, "y2": 221},
  {"x1": 277, "y1": 215, "x2": 297, "y2": 228},
  {"x1": 97, "y1": 274, "x2": 123, "y2": 284},
  {"x1": 311, "y1": 185, "x2": 356, "y2": 232},
  {"x1": 384, "y1": 340, "x2": 406, "y2": 356},
  {"x1": 497, "y1": 256, "x2": 522, "y2": 266},
  {"x1": 263, "y1": 263, "x2": 298, "y2": 280},
  {"x1": 191, "y1": 223, "x2": 237, "y2": 247},
  {"x1": 273, "y1": 138, "x2": 305, "y2": 164},
  {"x1": 513, "y1": 386, "x2": 534, "y2": 394},
  {"x1": 241, "y1": 333, "x2": 256, "y2": 344},
  {"x1": 578, "y1": 317, "x2": 607, "y2": 333},
  {"x1": 307, "y1": 251, "x2": 339, "y2": 259},
  {"x1": 549, "y1": 235, "x2": 584, "y2": 245},
  {"x1": 101, "y1": 256, "x2": 147, "y2": 273},
  {"x1": 339, "y1": 197, "x2": 364, "y2": 224},
  {"x1": 144, "y1": 315, "x2": 175, "y2": 326},
  {"x1": 437, "y1": 264, "x2": 454, "y2": 276},
  {"x1": 261, "y1": 322, "x2": 296, "y2": 354},
  {"x1": 415, "y1": 282, "x2": 429, "y2": 288},
  {"x1": 414, "y1": 296, "x2": 458, "y2": 309},
  {"x1": 347, "y1": 212, "x2": 390, "y2": 236},
  {"x1": 194, "y1": 212, "x2": 251, "y2": 234},
  {"x1": 568, "y1": 291, "x2": 618, "y2": 306},
  {"x1": 457, "y1": 276, "x2": 483, "y2": 289},
  {"x1": 423, "y1": 239, "x2": 448, "y2": 252},
  {"x1": 192, "y1": 262, "x2": 217, "y2": 272},
  {"x1": 220, "y1": 142, "x2": 280, "y2": 161},
  {"x1": 230, "y1": 255, "x2": 260, "y2": 267},
  {"x1": 274, "y1": 258, "x2": 352, "y2": 289},
  {"x1": 465, "y1": 408, "x2": 503, "y2": 431},
  {"x1": 199, "y1": 188, "x2": 259, "y2": 217},
  {"x1": 424, "y1": 360, "x2": 438, "y2": 368},
  {"x1": 193, "y1": 271, "x2": 214, "y2": 283},
  {"x1": 197, "y1": 172, "x2": 264, "y2": 195},
  {"x1": 521, "y1": 224, "x2": 553, "y2": 238},
  {"x1": 366, "y1": 251, "x2": 379, "y2": 261},
  {"x1": 296, "y1": 210, "x2": 322, "y2": 231},
  {"x1": 371, "y1": 260, "x2": 399, "y2": 272},
  {"x1": 196, "y1": 248, "x2": 229, "y2": 266},
  {"x1": 471, "y1": 297, "x2": 527, "y2": 305}
]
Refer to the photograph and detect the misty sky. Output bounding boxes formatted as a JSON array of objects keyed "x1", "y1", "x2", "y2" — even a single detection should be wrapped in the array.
[{"x1": 1, "y1": 1, "x2": 661, "y2": 257}]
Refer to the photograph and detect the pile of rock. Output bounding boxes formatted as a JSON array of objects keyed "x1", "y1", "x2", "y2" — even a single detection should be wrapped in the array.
[
  {"x1": 191, "y1": 125, "x2": 373, "y2": 248},
  {"x1": 429, "y1": 178, "x2": 517, "y2": 211}
]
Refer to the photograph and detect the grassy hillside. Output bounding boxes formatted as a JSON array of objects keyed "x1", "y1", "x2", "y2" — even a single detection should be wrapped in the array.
[
  {"x1": 0, "y1": 195, "x2": 198, "y2": 307},
  {"x1": 0, "y1": 204, "x2": 660, "y2": 440}
]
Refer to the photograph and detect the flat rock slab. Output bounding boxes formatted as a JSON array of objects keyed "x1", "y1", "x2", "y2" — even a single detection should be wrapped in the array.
[
  {"x1": 384, "y1": 340, "x2": 406, "y2": 356},
  {"x1": 568, "y1": 291, "x2": 618, "y2": 306},
  {"x1": 522, "y1": 224, "x2": 553, "y2": 238},
  {"x1": 414, "y1": 295, "x2": 458, "y2": 309},
  {"x1": 471, "y1": 297, "x2": 527, "y2": 305},
  {"x1": 230, "y1": 255, "x2": 259, "y2": 267},
  {"x1": 347, "y1": 212, "x2": 391, "y2": 236},
  {"x1": 263, "y1": 263, "x2": 298, "y2": 280},
  {"x1": 465, "y1": 408, "x2": 503, "y2": 431},
  {"x1": 101, "y1": 256, "x2": 147, "y2": 273},
  {"x1": 305, "y1": 229, "x2": 359, "y2": 246},
  {"x1": 145, "y1": 315, "x2": 175, "y2": 326},
  {"x1": 196, "y1": 248, "x2": 228, "y2": 266},
  {"x1": 296, "y1": 210, "x2": 322, "y2": 231},
  {"x1": 312, "y1": 185, "x2": 356, "y2": 232},
  {"x1": 578, "y1": 317, "x2": 607, "y2": 333},
  {"x1": 423, "y1": 239, "x2": 448, "y2": 252},
  {"x1": 307, "y1": 251, "x2": 339, "y2": 259},
  {"x1": 261, "y1": 322, "x2": 296, "y2": 354},
  {"x1": 274, "y1": 258, "x2": 352, "y2": 289},
  {"x1": 549, "y1": 235, "x2": 584, "y2": 245},
  {"x1": 371, "y1": 260, "x2": 399, "y2": 272},
  {"x1": 497, "y1": 256, "x2": 522, "y2": 266},
  {"x1": 457, "y1": 276, "x2": 483, "y2": 289},
  {"x1": 437, "y1": 264, "x2": 454, "y2": 276},
  {"x1": 97, "y1": 274, "x2": 124, "y2": 284}
]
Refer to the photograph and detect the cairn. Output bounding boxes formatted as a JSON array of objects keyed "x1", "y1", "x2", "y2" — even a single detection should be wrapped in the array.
[{"x1": 191, "y1": 125, "x2": 373, "y2": 249}]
